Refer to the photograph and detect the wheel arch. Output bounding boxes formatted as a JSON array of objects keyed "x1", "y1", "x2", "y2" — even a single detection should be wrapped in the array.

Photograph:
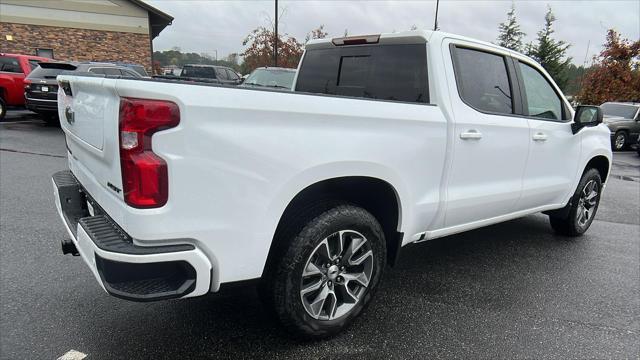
[
  {"x1": 584, "y1": 155, "x2": 610, "y2": 184},
  {"x1": 262, "y1": 175, "x2": 404, "y2": 279}
]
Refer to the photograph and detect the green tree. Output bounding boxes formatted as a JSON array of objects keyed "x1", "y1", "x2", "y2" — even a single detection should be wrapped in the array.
[
  {"x1": 497, "y1": 3, "x2": 525, "y2": 52},
  {"x1": 526, "y1": 6, "x2": 572, "y2": 90}
]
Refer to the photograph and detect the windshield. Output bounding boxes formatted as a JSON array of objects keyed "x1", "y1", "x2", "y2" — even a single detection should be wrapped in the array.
[
  {"x1": 601, "y1": 103, "x2": 639, "y2": 119},
  {"x1": 244, "y1": 69, "x2": 295, "y2": 89}
]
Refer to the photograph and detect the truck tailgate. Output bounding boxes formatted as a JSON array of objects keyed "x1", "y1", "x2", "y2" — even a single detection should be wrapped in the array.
[{"x1": 58, "y1": 75, "x2": 124, "y2": 203}]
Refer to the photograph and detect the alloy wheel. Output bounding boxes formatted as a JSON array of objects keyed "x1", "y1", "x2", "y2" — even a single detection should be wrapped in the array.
[
  {"x1": 300, "y1": 230, "x2": 374, "y2": 321},
  {"x1": 576, "y1": 179, "x2": 599, "y2": 227},
  {"x1": 615, "y1": 134, "x2": 626, "y2": 150}
]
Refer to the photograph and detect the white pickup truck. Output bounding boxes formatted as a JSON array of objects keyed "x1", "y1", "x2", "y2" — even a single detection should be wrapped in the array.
[{"x1": 52, "y1": 30, "x2": 611, "y2": 338}]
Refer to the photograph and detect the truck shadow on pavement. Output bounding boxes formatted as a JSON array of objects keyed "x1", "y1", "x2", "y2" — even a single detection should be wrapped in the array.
[{"x1": 74, "y1": 213, "x2": 593, "y2": 358}]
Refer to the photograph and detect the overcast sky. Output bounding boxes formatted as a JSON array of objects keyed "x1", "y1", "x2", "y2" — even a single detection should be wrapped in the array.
[{"x1": 147, "y1": 0, "x2": 639, "y2": 65}]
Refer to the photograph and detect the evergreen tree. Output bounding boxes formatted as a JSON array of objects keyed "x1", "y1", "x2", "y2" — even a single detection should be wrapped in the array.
[
  {"x1": 526, "y1": 6, "x2": 572, "y2": 89},
  {"x1": 497, "y1": 3, "x2": 525, "y2": 52}
]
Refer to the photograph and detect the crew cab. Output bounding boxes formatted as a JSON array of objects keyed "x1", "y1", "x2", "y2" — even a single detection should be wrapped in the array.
[
  {"x1": 52, "y1": 30, "x2": 611, "y2": 339},
  {"x1": 0, "y1": 53, "x2": 50, "y2": 120}
]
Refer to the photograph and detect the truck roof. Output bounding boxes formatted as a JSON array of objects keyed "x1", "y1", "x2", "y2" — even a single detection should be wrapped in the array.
[{"x1": 305, "y1": 29, "x2": 533, "y2": 61}]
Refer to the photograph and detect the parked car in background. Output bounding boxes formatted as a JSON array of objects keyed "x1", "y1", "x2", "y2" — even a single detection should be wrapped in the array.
[
  {"x1": 25, "y1": 61, "x2": 142, "y2": 124},
  {"x1": 634, "y1": 135, "x2": 640, "y2": 156},
  {"x1": 102, "y1": 62, "x2": 149, "y2": 77},
  {"x1": 241, "y1": 67, "x2": 296, "y2": 90},
  {"x1": 601, "y1": 102, "x2": 640, "y2": 151},
  {"x1": 0, "y1": 53, "x2": 51, "y2": 120},
  {"x1": 179, "y1": 64, "x2": 242, "y2": 85}
]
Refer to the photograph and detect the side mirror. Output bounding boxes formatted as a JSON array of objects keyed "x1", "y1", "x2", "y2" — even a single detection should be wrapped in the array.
[{"x1": 572, "y1": 105, "x2": 603, "y2": 134}]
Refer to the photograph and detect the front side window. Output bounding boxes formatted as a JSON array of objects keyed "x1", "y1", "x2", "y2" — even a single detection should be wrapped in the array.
[
  {"x1": 216, "y1": 68, "x2": 229, "y2": 80},
  {"x1": 519, "y1": 62, "x2": 563, "y2": 120},
  {"x1": 296, "y1": 44, "x2": 428, "y2": 103},
  {"x1": 225, "y1": 69, "x2": 239, "y2": 80},
  {"x1": 453, "y1": 47, "x2": 513, "y2": 114},
  {"x1": 0, "y1": 56, "x2": 22, "y2": 73}
]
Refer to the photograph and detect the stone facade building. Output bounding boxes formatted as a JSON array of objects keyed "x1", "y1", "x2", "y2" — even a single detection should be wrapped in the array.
[{"x1": 0, "y1": 0, "x2": 172, "y2": 73}]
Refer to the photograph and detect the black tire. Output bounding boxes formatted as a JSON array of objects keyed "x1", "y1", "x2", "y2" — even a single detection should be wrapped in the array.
[
  {"x1": 549, "y1": 168, "x2": 602, "y2": 237},
  {"x1": 261, "y1": 203, "x2": 386, "y2": 339},
  {"x1": 612, "y1": 131, "x2": 627, "y2": 151},
  {"x1": 0, "y1": 96, "x2": 6, "y2": 121}
]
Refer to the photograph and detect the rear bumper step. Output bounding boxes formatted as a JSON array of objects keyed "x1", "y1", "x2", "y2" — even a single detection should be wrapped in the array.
[
  {"x1": 52, "y1": 170, "x2": 211, "y2": 301},
  {"x1": 80, "y1": 216, "x2": 194, "y2": 255}
]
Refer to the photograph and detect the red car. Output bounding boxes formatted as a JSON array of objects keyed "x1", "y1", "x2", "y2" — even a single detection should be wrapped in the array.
[{"x1": 0, "y1": 53, "x2": 51, "y2": 120}]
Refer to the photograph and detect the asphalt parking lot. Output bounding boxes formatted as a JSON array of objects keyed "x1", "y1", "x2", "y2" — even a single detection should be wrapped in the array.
[{"x1": 1, "y1": 111, "x2": 638, "y2": 359}]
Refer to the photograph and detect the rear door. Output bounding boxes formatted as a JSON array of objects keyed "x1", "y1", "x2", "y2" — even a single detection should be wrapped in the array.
[
  {"x1": 443, "y1": 42, "x2": 530, "y2": 227},
  {"x1": 514, "y1": 59, "x2": 580, "y2": 208}
]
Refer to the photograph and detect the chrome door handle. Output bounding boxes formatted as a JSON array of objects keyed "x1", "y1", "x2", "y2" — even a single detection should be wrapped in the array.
[
  {"x1": 532, "y1": 132, "x2": 548, "y2": 141},
  {"x1": 460, "y1": 129, "x2": 482, "y2": 140}
]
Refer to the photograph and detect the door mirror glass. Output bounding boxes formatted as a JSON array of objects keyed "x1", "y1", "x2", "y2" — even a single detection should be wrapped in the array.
[{"x1": 572, "y1": 105, "x2": 603, "y2": 134}]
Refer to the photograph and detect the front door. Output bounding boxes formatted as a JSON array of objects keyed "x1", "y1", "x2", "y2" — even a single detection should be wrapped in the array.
[{"x1": 515, "y1": 60, "x2": 581, "y2": 208}]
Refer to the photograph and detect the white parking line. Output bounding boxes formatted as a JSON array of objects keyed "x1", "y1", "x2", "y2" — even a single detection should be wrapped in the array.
[{"x1": 57, "y1": 350, "x2": 87, "y2": 360}]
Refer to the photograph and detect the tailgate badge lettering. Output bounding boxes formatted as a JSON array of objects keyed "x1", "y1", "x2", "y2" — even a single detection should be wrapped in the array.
[
  {"x1": 65, "y1": 106, "x2": 75, "y2": 125},
  {"x1": 107, "y1": 182, "x2": 122, "y2": 194}
]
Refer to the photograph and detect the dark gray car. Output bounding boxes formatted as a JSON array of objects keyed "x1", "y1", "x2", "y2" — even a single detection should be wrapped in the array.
[
  {"x1": 179, "y1": 64, "x2": 242, "y2": 85},
  {"x1": 601, "y1": 102, "x2": 640, "y2": 151},
  {"x1": 25, "y1": 62, "x2": 142, "y2": 123}
]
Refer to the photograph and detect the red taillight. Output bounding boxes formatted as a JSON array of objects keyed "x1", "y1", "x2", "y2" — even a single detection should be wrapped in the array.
[{"x1": 119, "y1": 98, "x2": 179, "y2": 208}]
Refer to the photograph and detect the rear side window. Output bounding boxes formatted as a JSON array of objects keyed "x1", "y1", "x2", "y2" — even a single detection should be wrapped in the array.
[
  {"x1": 452, "y1": 47, "x2": 513, "y2": 114},
  {"x1": 0, "y1": 56, "x2": 22, "y2": 73},
  {"x1": 182, "y1": 66, "x2": 216, "y2": 78},
  {"x1": 296, "y1": 44, "x2": 428, "y2": 103},
  {"x1": 121, "y1": 69, "x2": 140, "y2": 77},
  {"x1": 103, "y1": 68, "x2": 122, "y2": 76}
]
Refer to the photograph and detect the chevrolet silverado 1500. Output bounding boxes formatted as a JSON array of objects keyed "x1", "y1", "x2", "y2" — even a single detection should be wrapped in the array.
[{"x1": 52, "y1": 30, "x2": 611, "y2": 338}]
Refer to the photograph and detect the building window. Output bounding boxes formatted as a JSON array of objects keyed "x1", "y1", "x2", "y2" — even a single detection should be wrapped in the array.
[{"x1": 36, "y1": 48, "x2": 54, "y2": 59}]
